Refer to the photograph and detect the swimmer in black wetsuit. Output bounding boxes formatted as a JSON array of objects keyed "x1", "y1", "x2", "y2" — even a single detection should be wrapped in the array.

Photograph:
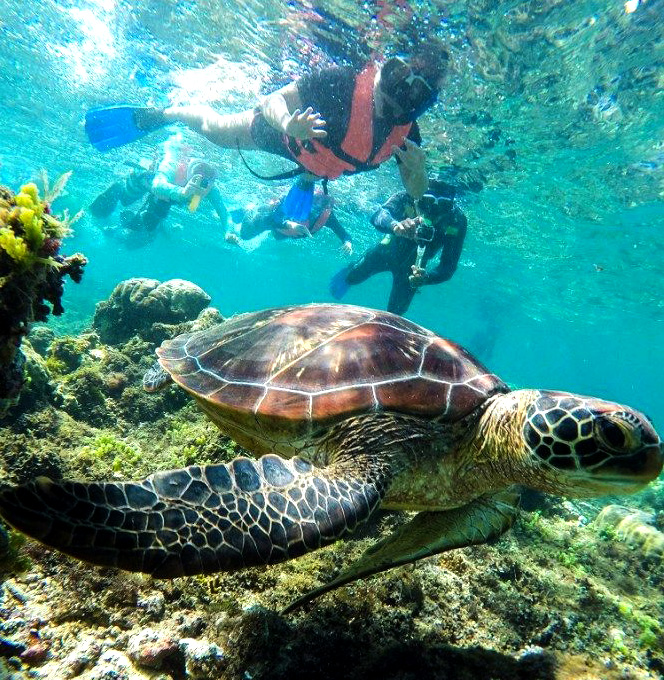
[
  {"x1": 331, "y1": 179, "x2": 466, "y2": 315},
  {"x1": 89, "y1": 163, "x2": 155, "y2": 219}
]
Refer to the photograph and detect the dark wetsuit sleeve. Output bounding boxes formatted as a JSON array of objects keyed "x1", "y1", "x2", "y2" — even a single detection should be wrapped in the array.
[
  {"x1": 370, "y1": 192, "x2": 410, "y2": 233},
  {"x1": 326, "y1": 212, "x2": 352, "y2": 243},
  {"x1": 426, "y1": 210, "x2": 467, "y2": 284},
  {"x1": 240, "y1": 206, "x2": 280, "y2": 240}
]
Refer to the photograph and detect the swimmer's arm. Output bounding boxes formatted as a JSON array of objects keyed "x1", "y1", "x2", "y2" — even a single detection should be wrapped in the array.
[
  {"x1": 426, "y1": 216, "x2": 467, "y2": 284},
  {"x1": 370, "y1": 206, "x2": 399, "y2": 234},
  {"x1": 151, "y1": 167, "x2": 185, "y2": 202},
  {"x1": 327, "y1": 214, "x2": 352, "y2": 244},
  {"x1": 259, "y1": 82, "x2": 302, "y2": 132},
  {"x1": 207, "y1": 186, "x2": 228, "y2": 228},
  {"x1": 260, "y1": 82, "x2": 327, "y2": 140}
]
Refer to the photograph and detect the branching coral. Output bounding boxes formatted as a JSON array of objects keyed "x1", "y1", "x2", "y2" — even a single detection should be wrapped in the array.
[{"x1": 0, "y1": 178, "x2": 87, "y2": 406}]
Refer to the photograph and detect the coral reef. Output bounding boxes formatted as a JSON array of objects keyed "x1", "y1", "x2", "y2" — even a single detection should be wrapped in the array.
[
  {"x1": 93, "y1": 278, "x2": 212, "y2": 345},
  {"x1": 0, "y1": 180, "x2": 86, "y2": 408},
  {"x1": 26, "y1": 326, "x2": 54, "y2": 357}
]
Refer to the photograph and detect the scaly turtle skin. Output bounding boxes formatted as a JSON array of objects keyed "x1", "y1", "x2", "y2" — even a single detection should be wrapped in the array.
[{"x1": 0, "y1": 304, "x2": 661, "y2": 612}]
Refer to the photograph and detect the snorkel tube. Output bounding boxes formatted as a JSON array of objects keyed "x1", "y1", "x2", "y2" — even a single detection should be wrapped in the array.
[
  {"x1": 188, "y1": 178, "x2": 209, "y2": 212},
  {"x1": 187, "y1": 161, "x2": 216, "y2": 212}
]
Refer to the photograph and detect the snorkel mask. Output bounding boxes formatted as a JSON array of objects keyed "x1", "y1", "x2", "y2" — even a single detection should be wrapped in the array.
[
  {"x1": 380, "y1": 56, "x2": 439, "y2": 124},
  {"x1": 187, "y1": 160, "x2": 217, "y2": 212}
]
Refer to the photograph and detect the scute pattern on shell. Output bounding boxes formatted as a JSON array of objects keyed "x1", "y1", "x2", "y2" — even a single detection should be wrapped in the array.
[{"x1": 157, "y1": 304, "x2": 507, "y2": 434}]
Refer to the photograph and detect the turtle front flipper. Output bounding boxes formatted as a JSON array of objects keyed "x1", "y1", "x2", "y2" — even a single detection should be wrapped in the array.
[
  {"x1": 283, "y1": 488, "x2": 520, "y2": 613},
  {"x1": 0, "y1": 453, "x2": 394, "y2": 577}
]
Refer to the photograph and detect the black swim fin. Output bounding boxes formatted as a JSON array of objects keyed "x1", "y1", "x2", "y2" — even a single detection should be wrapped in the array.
[{"x1": 85, "y1": 106, "x2": 167, "y2": 151}]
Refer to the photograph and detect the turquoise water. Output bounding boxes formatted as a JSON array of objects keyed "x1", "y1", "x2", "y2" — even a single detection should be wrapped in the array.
[{"x1": 2, "y1": 0, "x2": 663, "y2": 426}]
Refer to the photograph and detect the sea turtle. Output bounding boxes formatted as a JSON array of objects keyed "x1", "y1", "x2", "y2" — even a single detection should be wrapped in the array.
[{"x1": 0, "y1": 304, "x2": 661, "y2": 612}]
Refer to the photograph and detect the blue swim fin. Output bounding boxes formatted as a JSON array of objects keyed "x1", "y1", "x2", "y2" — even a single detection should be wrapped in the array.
[
  {"x1": 329, "y1": 265, "x2": 351, "y2": 300},
  {"x1": 281, "y1": 177, "x2": 315, "y2": 223},
  {"x1": 85, "y1": 106, "x2": 166, "y2": 151}
]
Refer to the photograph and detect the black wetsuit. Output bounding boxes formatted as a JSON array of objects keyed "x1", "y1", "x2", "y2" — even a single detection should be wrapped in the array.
[
  {"x1": 345, "y1": 192, "x2": 467, "y2": 315},
  {"x1": 89, "y1": 170, "x2": 155, "y2": 218},
  {"x1": 251, "y1": 66, "x2": 421, "y2": 171},
  {"x1": 240, "y1": 194, "x2": 352, "y2": 244}
]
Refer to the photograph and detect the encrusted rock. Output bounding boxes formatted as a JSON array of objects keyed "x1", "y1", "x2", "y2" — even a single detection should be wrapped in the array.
[
  {"x1": 595, "y1": 505, "x2": 664, "y2": 556},
  {"x1": 93, "y1": 278, "x2": 211, "y2": 345},
  {"x1": 58, "y1": 639, "x2": 101, "y2": 678},
  {"x1": 179, "y1": 638, "x2": 226, "y2": 679},
  {"x1": 0, "y1": 636, "x2": 26, "y2": 657},
  {"x1": 19, "y1": 640, "x2": 49, "y2": 666},
  {"x1": 11, "y1": 343, "x2": 56, "y2": 413},
  {"x1": 88, "y1": 649, "x2": 140, "y2": 680},
  {"x1": 177, "y1": 614, "x2": 205, "y2": 637},
  {"x1": 190, "y1": 307, "x2": 224, "y2": 332},
  {"x1": 127, "y1": 628, "x2": 178, "y2": 670},
  {"x1": 136, "y1": 592, "x2": 165, "y2": 621},
  {"x1": 27, "y1": 326, "x2": 55, "y2": 356}
]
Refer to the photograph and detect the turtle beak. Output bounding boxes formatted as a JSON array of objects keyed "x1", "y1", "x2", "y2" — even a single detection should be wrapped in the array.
[{"x1": 596, "y1": 442, "x2": 663, "y2": 484}]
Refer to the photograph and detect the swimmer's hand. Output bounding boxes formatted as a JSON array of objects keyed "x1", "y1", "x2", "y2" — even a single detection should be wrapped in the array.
[
  {"x1": 409, "y1": 265, "x2": 427, "y2": 288},
  {"x1": 393, "y1": 139, "x2": 425, "y2": 173},
  {"x1": 280, "y1": 220, "x2": 312, "y2": 237},
  {"x1": 393, "y1": 139, "x2": 427, "y2": 199},
  {"x1": 225, "y1": 232, "x2": 241, "y2": 246},
  {"x1": 393, "y1": 217, "x2": 420, "y2": 240},
  {"x1": 181, "y1": 174, "x2": 205, "y2": 200},
  {"x1": 341, "y1": 240, "x2": 353, "y2": 256},
  {"x1": 285, "y1": 107, "x2": 327, "y2": 140}
]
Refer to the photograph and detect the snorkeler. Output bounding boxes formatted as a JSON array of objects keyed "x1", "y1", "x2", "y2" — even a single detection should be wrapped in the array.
[
  {"x1": 231, "y1": 174, "x2": 353, "y2": 254},
  {"x1": 90, "y1": 133, "x2": 234, "y2": 244},
  {"x1": 330, "y1": 178, "x2": 466, "y2": 316},
  {"x1": 85, "y1": 42, "x2": 450, "y2": 200},
  {"x1": 89, "y1": 160, "x2": 156, "y2": 219}
]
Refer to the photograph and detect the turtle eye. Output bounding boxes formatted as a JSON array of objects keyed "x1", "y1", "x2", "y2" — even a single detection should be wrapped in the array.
[{"x1": 595, "y1": 417, "x2": 629, "y2": 451}]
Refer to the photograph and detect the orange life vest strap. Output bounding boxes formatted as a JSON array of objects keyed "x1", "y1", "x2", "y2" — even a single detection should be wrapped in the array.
[
  {"x1": 309, "y1": 195, "x2": 334, "y2": 234},
  {"x1": 340, "y1": 65, "x2": 377, "y2": 162}
]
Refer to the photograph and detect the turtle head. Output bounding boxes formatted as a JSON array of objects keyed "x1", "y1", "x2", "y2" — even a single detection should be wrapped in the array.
[{"x1": 521, "y1": 390, "x2": 662, "y2": 496}]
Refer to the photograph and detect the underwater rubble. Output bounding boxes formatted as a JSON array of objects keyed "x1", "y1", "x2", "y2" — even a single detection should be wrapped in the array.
[{"x1": 0, "y1": 278, "x2": 662, "y2": 680}]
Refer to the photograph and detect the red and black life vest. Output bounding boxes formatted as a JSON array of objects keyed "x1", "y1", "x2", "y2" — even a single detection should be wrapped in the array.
[{"x1": 284, "y1": 63, "x2": 412, "y2": 180}]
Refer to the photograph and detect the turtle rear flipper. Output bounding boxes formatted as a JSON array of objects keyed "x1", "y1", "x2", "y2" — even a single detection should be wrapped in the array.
[
  {"x1": 0, "y1": 453, "x2": 394, "y2": 577},
  {"x1": 283, "y1": 488, "x2": 520, "y2": 613},
  {"x1": 142, "y1": 361, "x2": 172, "y2": 393}
]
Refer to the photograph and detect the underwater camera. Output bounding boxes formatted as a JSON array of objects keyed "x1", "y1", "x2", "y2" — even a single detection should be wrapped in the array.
[{"x1": 415, "y1": 222, "x2": 435, "y2": 244}]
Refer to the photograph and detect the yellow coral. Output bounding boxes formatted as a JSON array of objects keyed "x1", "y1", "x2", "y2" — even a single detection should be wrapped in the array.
[
  {"x1": 15, "y1": 193, "x2": 34, "y2": 209},
  {"x1": 19, "y1": 208, "x2": 35, "y2": 228},
  {"x1": 21, "y1": 210, "x2": 45, "y2": 251},
  {"x1": 20, "y1": 183, "x2": 39, "y2": 202},
  {"x1": 0, "y1": 228, "x2": 34, "y2": 268}
]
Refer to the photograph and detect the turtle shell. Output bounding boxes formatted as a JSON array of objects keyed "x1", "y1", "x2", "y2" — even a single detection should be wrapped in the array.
[{"x1": 157, "y1": 304, "x2": 507, "y2": 455}]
